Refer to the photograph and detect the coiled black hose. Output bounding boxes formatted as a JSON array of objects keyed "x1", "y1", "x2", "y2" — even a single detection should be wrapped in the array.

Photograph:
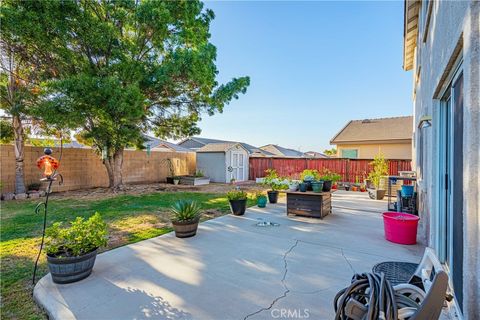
[{"x1": 334, "y1": 273, "x2": 420, "y2": 320}]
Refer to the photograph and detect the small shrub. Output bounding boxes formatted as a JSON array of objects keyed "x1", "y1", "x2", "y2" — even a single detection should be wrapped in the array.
[
  {"x1": 300, "y1": 169, "x2": 320, "y2": 181},
  {"x1": 262, "y1": 169, "x2": 288, "y2": 191},
  {"x1": 227, "y1": 189, "x2": 248, "y2": 200},
  {"x1": 194, "y1": 170, "x2": 204, "y2": 177},
  {"x1": 27, "y1": 182, "x2": 41, "y2": 191},
  {"x1": 368, "y1": 153, "x2": 389, "y2": 189},
  {"x1": 319, "y1": 168, "x2": 342, "y2": 182},
  {"x1": 171, "y1": 200, "x2": 202, "y2": 222},
  {"x1": 255, "y1": 191, "x2": 267, "y2": 200},
  {"x1": 45, "y1": 212, "x2": 108, "y2": 258}
]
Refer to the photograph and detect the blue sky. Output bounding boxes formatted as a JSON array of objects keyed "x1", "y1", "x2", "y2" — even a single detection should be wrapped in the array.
[{"x1": 191, "y1": 0, "x2": 413, "y2": 152}]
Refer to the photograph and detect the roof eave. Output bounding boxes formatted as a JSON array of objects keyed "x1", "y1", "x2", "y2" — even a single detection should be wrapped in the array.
[
  {"x1": 403, "y1": 0, "x2": 420, "y2": 71},
  {"x1": 332, "y1": 138, "x2": 412, "y2": 145}
]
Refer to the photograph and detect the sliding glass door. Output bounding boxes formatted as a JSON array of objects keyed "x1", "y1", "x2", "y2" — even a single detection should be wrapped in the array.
[{"x1": 439, "y1": 69, "x2": 464, "y2": 311}]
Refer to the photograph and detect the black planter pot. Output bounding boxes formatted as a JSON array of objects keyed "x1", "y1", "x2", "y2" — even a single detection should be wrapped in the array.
[
  {"x1": 229, "y1": 199, "x2": 247, "y2": 215},
  {"x1": 172, "y1": 217, "x2": 200, "y2": 238},
  {"x1": 322, "y1": 180, "x2": 333, "y2": 192},
  {"x1": 344, "y1": 185, "x2": 350, "y2": 191},
  {"x1": 267, "y1": 191, "x2": 279, "y2": 203},
  {"x1": 47, "y1": 249, "x2": 98, "y2": 284},
  {"x1": 303, "y1": 180, "x2": 313, "y2": 191},
  {"x1": 166, "y1": 177, "x2": 174, "y2": 184}
]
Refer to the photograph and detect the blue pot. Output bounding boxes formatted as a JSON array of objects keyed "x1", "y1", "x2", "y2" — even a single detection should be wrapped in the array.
[
  {"x1": 311, "y1": 181, "x2": 324, "y2": 193},
  {"x1": 401, "y1": 185, "x2": 414, "y2": 198},
  {"x1": 299, "y1": 183, "x2": 308, "y2": 192},
  {"x1": 257, "y1": 197, "x2": 267, "y2": 208}
]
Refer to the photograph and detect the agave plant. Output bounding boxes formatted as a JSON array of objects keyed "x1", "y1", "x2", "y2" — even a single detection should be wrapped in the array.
[{"x1": 171, "y1": 200, "x2": 202, "y2": 222}]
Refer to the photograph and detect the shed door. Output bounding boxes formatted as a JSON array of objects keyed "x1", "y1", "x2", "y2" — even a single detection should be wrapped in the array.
[{"x1": 230, "y1": 151, "x2": 246, "y2": 181}]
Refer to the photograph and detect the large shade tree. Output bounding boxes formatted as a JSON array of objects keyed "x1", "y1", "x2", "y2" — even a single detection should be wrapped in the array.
[
  {"x1": 1, "y1": 0, "x2": 76, "y2": 193},
  {"x1": 2, "y1": 0, "x2": 249, "y2": 190}
]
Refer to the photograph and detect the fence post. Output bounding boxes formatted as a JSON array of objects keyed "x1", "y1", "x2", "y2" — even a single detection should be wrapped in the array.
[{"x1": 345, "y1": 159, "x2": 349, "y2": 182}]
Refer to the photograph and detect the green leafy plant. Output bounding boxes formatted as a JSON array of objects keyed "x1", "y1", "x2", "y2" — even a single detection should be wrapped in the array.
[
  {"x1": 27, "y1": 182, "x2": 41, "y2": 191},
  {"x1": 255, "y1": 191, "x2": 267, "y2": 201},
  {"x1": 300, "y1": 169, "x2": 320, "y2": 181},
  {"x1": 170, "y1": 200, "x2": 202, "y2": 222},
  {"x1": 163, "y1": 158, "x2": 176, "y2": 178},
  {"x1": 194, "y1": 170, "x2": 205, "y2": 177},
  {"x1": 319, "y1": 168, "x2": 342, "y2": 182},
  {"x1": 368, "y1": 153, "x2": 389, "y2": 189},
  {"x1": 226, "y1": 189, "x2": 248, "y2": 200},
  {"x1": 262, "y1": 169, "x2": 288, "y2": 191},
  {"x1": 45, "y1": 212, "x2": 108, "y2": 257}
]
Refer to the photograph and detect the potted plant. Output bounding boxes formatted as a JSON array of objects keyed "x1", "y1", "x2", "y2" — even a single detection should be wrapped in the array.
[
  {"x1": 162, "y1": 158, "x2": 177, "y2": 184},
  {"x1": 262, "y1": 169, "x2": 286, "y2": 203},
  {"x1": 300, "y1": 169, "x2": 319, "y2": 191},
  {"x1": 367, "y1": 153, "x2": 389, "y2": 200},
  {"x1": 351, "y1": 185, "x2": 358, "y2": 192},
  {"x1": 227, "y1": 189, "x2": 248, "y2": 215},
  {"x1": 45, "y1": 212, "x2": 108, "y2": 284},
  {"x1": 311, "y1": 180, "x2": 324, "y2": 193},
  {"x1": 171, "y1": 200, "x2": 201, "y2": 238},
  {"x1": 299, "y1": 182, "x2": 308, "y2": 192},
  {"x1": 319, "y1": 169, "x2": 342, "y2": 192},
  {"x1": 286, "y1": 178, "x2": 299, "y2": 191},
  {"x1": 359, "y1": 183, "x2": 367, "y2": 192},
  {"x1": 344, "y1": 184, "x2": 350, "y2": 191},
  {"x1": 173, "y1": 176, "x2": 180, "y2": 185},
  {"x1": 255, "y1": 192, "x2": 267, "y2": 208}
]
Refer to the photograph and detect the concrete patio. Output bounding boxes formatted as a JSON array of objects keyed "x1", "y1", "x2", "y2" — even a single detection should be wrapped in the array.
[{"x1": 34, "y1": 190, "x2": 425, "y2": 319}]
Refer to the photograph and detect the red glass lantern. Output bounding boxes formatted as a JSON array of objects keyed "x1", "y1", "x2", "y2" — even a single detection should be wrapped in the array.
[{"x1": 36, "y1": 150, "x2": 59, "y2": 179}]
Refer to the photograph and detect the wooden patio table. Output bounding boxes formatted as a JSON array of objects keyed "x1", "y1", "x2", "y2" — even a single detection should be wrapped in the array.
[{"x1": 285, "y1": 190, "x2": 332, "y2": 219}]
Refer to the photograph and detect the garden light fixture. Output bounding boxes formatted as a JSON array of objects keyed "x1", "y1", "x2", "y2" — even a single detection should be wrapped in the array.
[
  {"x1": 32, "y1": 147, "x2": 63, "y2": 285},
  {"x1": 36, "y1": 148, "x2": 60, "y2": 179}
]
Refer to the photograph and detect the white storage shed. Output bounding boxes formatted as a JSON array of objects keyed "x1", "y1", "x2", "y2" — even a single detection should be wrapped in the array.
[{"x1": 196, "y1": 143, "x2": 249, "y2": 183}]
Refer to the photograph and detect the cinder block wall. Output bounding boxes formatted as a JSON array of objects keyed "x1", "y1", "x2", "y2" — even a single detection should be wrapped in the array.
[{"x1": 0, "y1": 145, "x2": 196, "y2": 193}]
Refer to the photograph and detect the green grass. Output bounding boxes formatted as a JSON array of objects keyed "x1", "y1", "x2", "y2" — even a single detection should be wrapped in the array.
[{"x1": 1, "y1": 192, "x2": 255, "y2": 320}]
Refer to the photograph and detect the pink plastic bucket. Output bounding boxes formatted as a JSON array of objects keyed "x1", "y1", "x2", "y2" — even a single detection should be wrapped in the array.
[{"x1": 382, "y1": 212, "x2": 420, "y2": 245}]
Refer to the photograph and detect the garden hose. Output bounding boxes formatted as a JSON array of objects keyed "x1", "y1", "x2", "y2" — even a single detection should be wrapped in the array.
[{"x1": 334, "y1": 273, "x2": 422, "y2": 320}]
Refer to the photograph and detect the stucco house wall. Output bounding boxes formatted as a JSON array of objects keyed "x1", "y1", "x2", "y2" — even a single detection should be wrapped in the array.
[
  {"x1": 407, "y1": 0, "x2": 479, "y2": 318},
  {"x1": 336, "y1": 142, "x2": 412, "y2": 159}
]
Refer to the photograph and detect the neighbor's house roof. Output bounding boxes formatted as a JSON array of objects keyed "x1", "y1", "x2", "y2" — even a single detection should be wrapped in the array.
[
  {"x1": 259, "y1": 144, "x2": 305, "y2": 158},
  {"x1": 179, "y1": 137, "x2": 273, "y2": 156},
  {"x1": 330, "y1": 116, "x2": 413, "y2": 145},
  {"x1": 304, "y1": 151, "x2": 329, "y2": 158},
  {"x1": 196, "y1": 142, "x2": 248, "y2": 153},
  {"x1": 143, "y1": 135, "x2": 192, "y2": 152},
  {"x1": 403, "y1": 0, "x2": 421, "y2": 70}
]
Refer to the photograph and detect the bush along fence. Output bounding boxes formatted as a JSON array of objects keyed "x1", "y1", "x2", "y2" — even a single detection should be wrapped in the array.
[{"x1": 248, "y1": 157, "x2": 411, "y2": 183}]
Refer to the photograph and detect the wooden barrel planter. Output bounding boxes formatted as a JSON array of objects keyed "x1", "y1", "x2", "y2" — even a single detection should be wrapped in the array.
[
  {"x1": 47, "y1": 249, "x2": 98, "y2": 284},
  {"x1": 172, "y1": 217, "x2": 200, "y2": 238}
]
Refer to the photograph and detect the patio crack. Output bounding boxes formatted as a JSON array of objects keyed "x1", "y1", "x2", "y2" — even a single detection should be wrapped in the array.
[
  {"x1": 341, "y1": 249, "x2": 356, "y2": 274},
  {"x1": 243, "y1": 239, "x2": 299, "y2": 320}
]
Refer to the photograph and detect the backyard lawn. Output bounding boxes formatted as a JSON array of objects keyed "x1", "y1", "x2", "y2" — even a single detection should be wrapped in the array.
[{"x1": 1, "y1": 190, "x2": 256, "y2": 320}]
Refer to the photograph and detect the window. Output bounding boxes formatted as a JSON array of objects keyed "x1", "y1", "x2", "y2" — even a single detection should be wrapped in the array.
[{"x1": 341, "y1": 149, "x2": 358, "y2": 159}]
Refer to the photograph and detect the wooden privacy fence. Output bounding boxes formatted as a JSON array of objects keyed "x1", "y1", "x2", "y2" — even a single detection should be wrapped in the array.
[
  {"x1": 0, "y1": 145, "x2": 196, "y2": 193},
  {"x1": 248, "y1": 157, "x2": 412, "y2": 182}
]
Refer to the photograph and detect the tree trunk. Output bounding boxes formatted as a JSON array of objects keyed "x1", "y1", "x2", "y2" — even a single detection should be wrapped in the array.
[
  {"x1": 12, "y1": 115, "x2": 26, "y2": 194},
  {"x1": 103, "y1": 148, "x2": 124, "y2": 190}
]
